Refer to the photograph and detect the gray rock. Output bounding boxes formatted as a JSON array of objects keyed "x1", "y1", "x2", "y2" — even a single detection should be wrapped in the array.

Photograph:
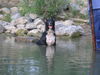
[
  {"x1": 27, "y1": 29, "x2": 41, "y2": 37},
  {"x1": 10, "y1": 7, "x2": 19, "y2": 14},
  {"x1": 11, "y1": 17, "x2": 28, "y2": 25},
  {"x1": 1, "y1": 8, "x2": 11, "y2": 14},
  {"x1": 29, "y1": 13, "x2": 38, "y2": 19},
  {"x1": 0, "y1": 20, "x2": 10, "y2": 26},
  {"x1": 4, "y1": 25, "x2": 16, "y2": 30},
  {"x1": 63, "y1": 20, "x2": 74, "y2": 25},
  {"x1": 16, "y1": 24, "x2": 25, "y2": 29},
  {"x1": 11, "y1": 13, "x2": 21, "y2": 20},
  {"x1": 28, "y1": 29, "x2": 39, "y2": 34},
  {"x1": 0, "y1": 24, "x2": 5, "y2": 33},
  {"x1": 0, "y1": 14, "x2": 4, "y2": 20},
  {"x1": 4, "y1": 25, "x2": 17, "y2": 34},
  {"x1": 37, "y1": 24, "x2": 45, "y2": 32},
  {"x1": 34, "y1": 18, "x2": 45, "y2": 26},
  {"x1": 55, "y1": 25, "x2": 84, "y2": 37},
  {"x1": 25, "y1": 23, "x2": 37, "y2": 30}
]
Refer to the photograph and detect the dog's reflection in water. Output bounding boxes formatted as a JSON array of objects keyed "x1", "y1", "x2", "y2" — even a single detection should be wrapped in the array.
[{"x1": 46, "y1": 46, "x2": 55, "y2": 73}]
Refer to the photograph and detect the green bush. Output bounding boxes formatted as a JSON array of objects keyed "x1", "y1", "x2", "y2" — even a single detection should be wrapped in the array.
[
  {"x1": 3, "y1": 14, "x2": 11, "y2": 22},
  {"x1": 18, "y1": 0, "x2": 35, "y2": 16},
  {"x1": 34, "y1": 0, "x2": 69, "y2": 18},
  {"x1": 19, "y1": 0, "x2": 69, "y2": 18},
  {"x1": 15, "y1": 29, "x2": 28, "y2": 36}
]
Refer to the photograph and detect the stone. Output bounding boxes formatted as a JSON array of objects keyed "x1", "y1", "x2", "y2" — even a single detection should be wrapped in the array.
[
  {"x1": 27, "y1": 29, "x2": 41, "y2": 37},
  {"x1": 10, "y1": 7, "x2": 19, "y2": 14},
  {"x1": 0, "y1": 20, "x2": 10, "y2": 26},
  {"x1": 11, "y1": 13, "x2": 21, "y2": 20},
  {"x1": 55, "y1": 21, "x2": 64, "y2": 29},
  {"x1": 0, "y1": 14, "x2": 4, "y2": 20},
  {"x1": 16, "y1": 24, "x2": 25, "y2": 29},
  {"x1": 28, "y1": 29, "x2": 39, "y2": 34},
  {"x1": 11, "y1": 17, "x2": 28, "y2": 25},
  {"x1": 4, "y1": 25, "x2": 17, "y2": 34},
  {"x1": 15, "y1": 36, "x2": 38, "y2": 42},
  {"x1": 25, "y1": 23, "x2": 37, "y2": 30},
  {"x1": 63, "y1": 20, "x2": 74, "y2": 25},
  {"x1": 37, "y1": 24, "x2": 45, "y2": 32},
  {"x1": 29, "y1": 13, "x2": 38, "y2": 19},
  {"x1": 1, "y1": 8, "x2": 11, "y2": 14},
  {"x1": 0, "y1": 24, "x2": 5, "y2": 33},
  {"x1": 55, "y1": 25, "x2": 84, "y2": 37},
  {"x1": 34, "y1": 18, "x2": 45, "y2": 26},
  {"x1": 4, "y1": 25, "x2": 15, "y2": 30}
]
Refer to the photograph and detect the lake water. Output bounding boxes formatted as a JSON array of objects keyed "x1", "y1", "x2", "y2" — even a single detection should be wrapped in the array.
[{"x1": 0, "y1": 35, "x2": 94, "y2": 75}]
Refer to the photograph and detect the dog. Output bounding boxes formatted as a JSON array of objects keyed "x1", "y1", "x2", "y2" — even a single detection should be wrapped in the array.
[
  {"x1": 36, "y1": 18, "x2": 56, "y2": 45},
  {"x1": 46, "y1": 28, "x2": 55, "y2": 46}
]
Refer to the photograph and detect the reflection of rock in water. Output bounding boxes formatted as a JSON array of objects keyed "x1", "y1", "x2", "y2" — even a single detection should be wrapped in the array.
[{"x1": 46, "y1": 46, "x2": 55, "y2": 74}]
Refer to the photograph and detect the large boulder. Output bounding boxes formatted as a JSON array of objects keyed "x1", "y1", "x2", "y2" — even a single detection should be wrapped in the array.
[
  {"x1": 33, "y1": 18, "x2": 45, "y2": 26},
  {"x1": 25, "y1": 23, "x2": 37, "y2": 30},
  {"x1": 33, "y1": 18, "x2": 45, "y2": 32},
  {"x1": 4, "y1": 25, "x2": 16, "y2": 34},
  {"x1": 11, "y1": 17, "x2": 28, "y2": 26},
  {"x1": 55, "y1": 23, "x2": 84, "y2": 37},
  {"x1": 27, "y1": 29, "x2": 41, "y2": 37},
  {"x1": 1, "y1": 8, "x2": 11, "y2": 14},
  {"x1": 63, "y1": 20, "x2": 74, "y2": 25},
  {"x1": 37, "y1": 24, "x2": 45, "y2": 32},
  {"x1": 16, "y1": 24, "x2": 25, "y2": 29}
]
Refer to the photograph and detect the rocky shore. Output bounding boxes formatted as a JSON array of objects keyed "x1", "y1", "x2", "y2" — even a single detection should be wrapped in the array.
[{"x1": 0, "y1": 7, "x2": 90, "y2": 42}]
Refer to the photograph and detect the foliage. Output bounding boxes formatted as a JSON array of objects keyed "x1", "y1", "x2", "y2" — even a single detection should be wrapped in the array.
[
  {"x1": 34, "y1": 0, "x2": 69, "y2": 18},
  {"x1": 15, "y1": 29, "x2": 28, "y2": 36},
  {"x1": 19, "y1": 0, "x2": 69, "y2": 18},
  {"x1": 18, "y1": 0, "x2": 87, "y2": 19},
  {"x1": 2, "y1": 14, "x2": 11, "y2": 22},
  {"x1": 18, "y1": 0, "x2": 35, "y2": 16}
]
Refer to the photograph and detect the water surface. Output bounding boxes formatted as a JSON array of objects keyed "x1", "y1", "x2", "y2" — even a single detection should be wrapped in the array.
[{"x1": 0, "y1": 35, "x2": 93, "y2": 75}]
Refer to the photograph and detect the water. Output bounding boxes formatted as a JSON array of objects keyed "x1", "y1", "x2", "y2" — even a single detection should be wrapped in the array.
[{"x1": 0, "y1": 35, "x2": 93, "y2": 75}]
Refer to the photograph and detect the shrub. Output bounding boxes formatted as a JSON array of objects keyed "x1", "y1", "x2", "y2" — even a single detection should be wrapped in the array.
[
  {"x1": 3, "y1": 14, "x2": 11, "y2": 22},
  {"x1": 34, "y1": 0, "x2": 69, "y2": 18},
  {"x1": 18, "y1": 0, "x2": 35, "y2": 16},
  {"x1": 19, "y1": 0, "x2": 70, "y2": 18},
  {"x1": 15, "y1": 29, "x2": 28, "y2": 36}
]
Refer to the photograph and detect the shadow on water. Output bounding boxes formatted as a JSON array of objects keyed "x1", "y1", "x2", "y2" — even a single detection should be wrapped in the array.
[{"x1": 0, "y1": 35, "x2": 94, "y2": 75}]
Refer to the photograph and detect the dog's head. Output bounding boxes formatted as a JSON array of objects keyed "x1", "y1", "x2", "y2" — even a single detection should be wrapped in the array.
[{"x1": 45, "y1": 18, "x2": 55, "y2": 31}]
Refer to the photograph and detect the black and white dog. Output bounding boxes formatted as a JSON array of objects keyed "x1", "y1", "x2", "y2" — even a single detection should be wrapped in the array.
[{"x1": 36, "y1": 18, "x2": 56, "y2": 46}]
